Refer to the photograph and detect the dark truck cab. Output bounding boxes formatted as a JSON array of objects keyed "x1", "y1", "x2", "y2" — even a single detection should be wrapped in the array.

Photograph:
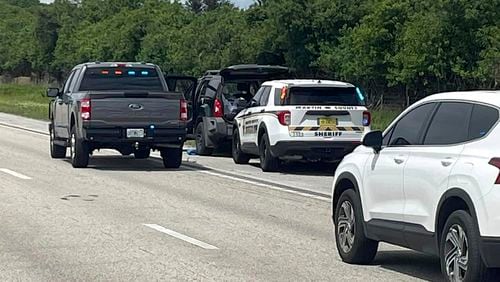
[
  {"x1": 167, "y1": 65, "x2": 289, "y2": 155},
  {"x1": 47, "y1": 62, "x2": 187, "y2": 168}
]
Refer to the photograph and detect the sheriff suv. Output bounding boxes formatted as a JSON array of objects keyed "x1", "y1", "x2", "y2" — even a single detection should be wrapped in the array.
[
  {"x1": 332, "y1": 91, "x2": 500, "y2": 281},
  {"x1": 47, "y1": 62, "x2": 187, "y2": 169},
  {"x1": 232, "y1": 80, "x2": 370, "y2": 172},
  {"x1": 179, "y1": 65, "x2": 289, "y2": 156}
]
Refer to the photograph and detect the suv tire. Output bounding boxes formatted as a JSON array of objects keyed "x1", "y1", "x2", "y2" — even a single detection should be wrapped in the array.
[
  {"x1": 259, "y1": 133, "x2": 280, "y2": 172},
  {"x1": 161, "y1": 148, "x2": 182, "y2": 168},
  {"x1": 195, "y1": 122, "x2": 213, "y2": 156},
  {"x1": 440, "y1": 210, "x2": 496, "y2": 282},
  {"x1": 334, "y1": 189, "x2": 378, "y2": 264},
  {"x1": 232, "y1": 129, "x2": 250, "y2": 164},
  {"x1": 134, "y1": 149, "x2": 150, "y2": 159},
  {"x1": 50, "y1": 123, "x2": 66, "y2": 159},
  {"x1": 70, "y1": 126, "x2": 89, "y2": 168}
]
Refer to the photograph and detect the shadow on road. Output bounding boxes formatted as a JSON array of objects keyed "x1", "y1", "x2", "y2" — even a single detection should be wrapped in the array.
[
  {"x1": 373, "y1": 250, "x2": 442, "y2": 281},
  {"x1": 62, "y1": 156, "x2": 193, "y2": 172}
]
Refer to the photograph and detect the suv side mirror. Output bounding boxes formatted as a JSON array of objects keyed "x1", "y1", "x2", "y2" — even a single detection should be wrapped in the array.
[
  {"x1": 249, "y1": 99, "x2": 259, "y2": 108},
  {"x1": 47, "y1": 88, "x2": 60, "y2": 98},
  {"x1": 363, "y1": 131, "x2": 383, "y2": 153}
]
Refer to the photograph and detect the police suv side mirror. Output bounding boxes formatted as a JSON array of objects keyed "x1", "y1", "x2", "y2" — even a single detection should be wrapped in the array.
[
  {"x1": 47, "y1": 88, "x2": 60, "y2": 98},
  {"x1": 363, "y1": 131, "x2": 383, "y2": 153}
]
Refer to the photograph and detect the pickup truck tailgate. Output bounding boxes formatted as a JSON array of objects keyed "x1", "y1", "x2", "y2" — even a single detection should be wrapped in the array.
[{"x1": 87, "y1": 92, "x2": 182, "y2": 127}]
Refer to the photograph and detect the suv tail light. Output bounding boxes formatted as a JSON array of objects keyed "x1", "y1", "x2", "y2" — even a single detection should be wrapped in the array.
[
  {"x1": 488, "y1": 158, "x2": 500, "y2": 184},
  {"x1": 362, "y1": 111, "x2": 371, "y2": 126},
  {"x1": 277, "y1": 111, "x2": 291, "y2": 126},
  {"x1": 180, "y1": 99, "x2": 188, "y2": 121},
  {"x1": 213, "y1": 98, "x2": 223, "y2": 118},
  {"x1": 81, "y1": 98, "x2": 91, "y2": 120}
]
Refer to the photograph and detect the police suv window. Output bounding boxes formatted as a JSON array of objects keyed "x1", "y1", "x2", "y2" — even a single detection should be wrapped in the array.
[
  {"x1": 260, "y1": 86, "x2": 272, "y2": 106},
  {"x1": 252, "y1": 87, "x2": 265, "y2": 105},
  {"x1": 469, "y1": 104, "x2": 499, "y2": 140},
  {"x1": 389, "y1": 103, "x2": 436, "y2": 146},
  {"x1": 424, "y1": 102, "x2": 473, "y2": 145}
]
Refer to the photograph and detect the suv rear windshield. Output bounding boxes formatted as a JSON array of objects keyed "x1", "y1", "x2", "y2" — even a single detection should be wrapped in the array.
[
  {"x1": 79, "y1": 67, "x2": 164, "y2": 91},
  {"x1": 279, "y1": 87, "x2": 365, "y2": 106}
]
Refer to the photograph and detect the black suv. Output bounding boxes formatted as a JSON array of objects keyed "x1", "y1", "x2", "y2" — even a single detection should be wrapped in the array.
[{"x1": 167, "y1": 65, "x2": 289, "y2": 155}]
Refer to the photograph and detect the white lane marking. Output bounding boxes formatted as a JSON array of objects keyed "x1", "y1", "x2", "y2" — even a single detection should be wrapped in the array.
[
  {"x1": 143, "y1": 224, "x2": 218, "y2": 250},
  {"x1": 0, "y1": 168, "x2": 32, "y2": 180},
  {"x1": 198, "y1": 170, "x2": 330, "y2": 202}
]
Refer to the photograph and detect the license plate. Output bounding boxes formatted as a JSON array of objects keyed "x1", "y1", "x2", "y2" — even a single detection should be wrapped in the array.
[
  {"x1": 127, "y1": 129, "x2": 144, "y2": 138},
  {"x1": 318, "y1": 117, "x2": 337, "y2": 126}
]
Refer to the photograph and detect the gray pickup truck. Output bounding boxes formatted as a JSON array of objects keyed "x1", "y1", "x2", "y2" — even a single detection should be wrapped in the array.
[{"x1": 47, "y1": 62, "x2": 187, "y2": 168}]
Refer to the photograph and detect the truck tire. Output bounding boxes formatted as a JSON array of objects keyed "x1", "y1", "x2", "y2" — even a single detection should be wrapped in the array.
[
  {"x1": 134, "y1": 149, "x2": 150, "y2": 159},
  {"x1": 195, "y1": 122, "x2": 213, "y2": 156},
  {"x1": 232, "y1": 129, "x2": 250, "y2": 164},
  {"x1": 50, "y1": 124, "x2": 66, "y2": 159},
  {"x1": 259, "y1": 133, "x2": 280, "y2": 172},
  {"x1": 161, "y1": 148, "x2": 182, "y2": 168},
  {"x1": 70, "y1": 127, "x2": 89, "y2": 168}
]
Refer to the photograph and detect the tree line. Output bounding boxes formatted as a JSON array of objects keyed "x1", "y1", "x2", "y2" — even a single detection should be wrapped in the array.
[{"x1": 0, "y1": 0, "x2": 498, "y2": 102}]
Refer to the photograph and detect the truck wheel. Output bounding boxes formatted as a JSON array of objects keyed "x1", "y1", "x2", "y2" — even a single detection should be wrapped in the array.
[
  {"x1": 195, "y1": 122, "x2": 213, "y2": 156},
  {"x1": 259, "y1": 133, "x2": 280, "y2": 172},
  {"x1": 334, "y1": 189, "x2": 379, "y2": 264},
  {"x1": 50, "y1": 124, "x2": 66, "y2": 159},
  {"x1": 134, "y1": 149, "x2": 150, "y2": 159},
  {"x1": 232, "y1": 129, "x2": 250, "y2": 164},
  {"x1": 161, "y1": 148, "x2": 182, "y2": 168},
  {"x1": 70, "y1": 127, "x2": 89, "y2": 168}
]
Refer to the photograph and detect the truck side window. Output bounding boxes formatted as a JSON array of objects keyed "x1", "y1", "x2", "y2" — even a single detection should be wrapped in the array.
[
  {"x1": 68, "y1": 69, "x2": 81, "y2": 94},
  {"x1": 63, "y1": 70, "x2": 76, "y2": 94}
]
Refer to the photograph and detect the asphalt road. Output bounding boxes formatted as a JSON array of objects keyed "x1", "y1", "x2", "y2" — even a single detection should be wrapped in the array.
[{"x1": 0, "y1": 113, "x2": 442, "y2": 281}]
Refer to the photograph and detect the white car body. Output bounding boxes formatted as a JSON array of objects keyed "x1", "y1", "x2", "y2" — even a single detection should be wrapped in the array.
[
  {"x1": 332, "y1": 90, "x2": 500, "y2": 270},
  {"x1": 234, "y1": 80, "x2": 371, "y2": 162}
]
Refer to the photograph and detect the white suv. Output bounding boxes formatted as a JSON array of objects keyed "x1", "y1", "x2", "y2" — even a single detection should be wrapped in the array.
[
  {"x1": 332, "y1": 91, "x2": 500, "y2": 281},
  {"x1": 232, "y1": 80, "x2": 371, "y2": 171}
]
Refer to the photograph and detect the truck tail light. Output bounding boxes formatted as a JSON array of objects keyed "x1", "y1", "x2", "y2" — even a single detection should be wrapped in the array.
[
  {"x1": 213, "y1": 98, "x2": 223, "y2": 118},
  {"x1": 180, "y1": 99, "x2": 188, "y2": 121},
  {"x1": 81, "y1": 98, "x2": 91, "y2": 120},
  {"x1": 488, "y1": 158, "x2": 500, "y2": 184},
  {"x1": 277, "y1": 111, "x2": 291, "y2": 126},
  {"x1": 362, "y1": 111, "x2": 371, "y2": 126}
]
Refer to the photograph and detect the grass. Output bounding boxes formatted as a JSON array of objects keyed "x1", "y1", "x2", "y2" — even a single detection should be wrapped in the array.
[
  {"x1": 371, "y1": 109, "x2": 401, "y2": 131},
  {"x1": 0, "y1": 84, "x2": 50, "y2": 120},
  {"x1": 0, "y1": 84, "x2": 402, "y2": 130}
]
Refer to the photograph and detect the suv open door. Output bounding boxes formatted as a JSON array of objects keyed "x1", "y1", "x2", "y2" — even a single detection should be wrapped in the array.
[{"x1": 165, "y1": 75, "x2": 197, "y2": 134}]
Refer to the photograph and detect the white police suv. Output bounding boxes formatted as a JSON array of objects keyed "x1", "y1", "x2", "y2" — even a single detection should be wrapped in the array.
[
  {"x1": 332, "y1": 91, "x2": 500, "y2": 281},
  {"x1": 231, "y1": 80, "x2": 371, "y2": 172}
]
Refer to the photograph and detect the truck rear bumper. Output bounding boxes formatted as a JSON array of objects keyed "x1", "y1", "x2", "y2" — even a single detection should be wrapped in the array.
[
  {"x1": 83, "y1": 127, "x2": 186, "y2": 147},
  {"x1": 270, "y1": 141, "x2": 361, "y2": 160}
]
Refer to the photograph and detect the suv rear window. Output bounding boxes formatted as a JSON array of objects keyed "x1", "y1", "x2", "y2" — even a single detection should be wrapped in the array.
[
  {"x1": 279, "y1": 87, "x2": 365, "y2": 106},
  {"x1": 79, "y1": 67, "x2": 164, "y2": 91}
]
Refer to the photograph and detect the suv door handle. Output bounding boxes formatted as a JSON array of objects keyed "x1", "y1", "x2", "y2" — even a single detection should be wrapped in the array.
[
  {"x1": 394, "y1": 158, "x2": 405, "y2": 165},
  {"x1": 441, "y1": 158, "x2": 454, "y2": 167}
]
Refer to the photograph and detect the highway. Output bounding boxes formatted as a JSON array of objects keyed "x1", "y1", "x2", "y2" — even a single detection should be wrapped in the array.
[{"x1": 0, "y1": 113, "x2": 442, "y2": 281}]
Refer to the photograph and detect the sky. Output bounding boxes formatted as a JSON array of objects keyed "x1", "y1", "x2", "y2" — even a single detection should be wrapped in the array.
[{"x1": 39, "y1": 0, "x2": 254, "y2": 8}]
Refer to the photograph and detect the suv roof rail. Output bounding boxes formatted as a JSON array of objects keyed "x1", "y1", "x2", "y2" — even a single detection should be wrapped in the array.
[{"x1": 204, "y1": 70, "x2": 220, "y2": 76}]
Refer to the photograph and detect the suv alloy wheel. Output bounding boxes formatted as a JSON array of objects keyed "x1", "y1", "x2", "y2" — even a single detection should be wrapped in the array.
[
  {"x1": 259, "y1": 133, "x2": 280, "y2": 172},
  {"x1": 334, "y1": 189, "x2": 378, "y2": 264}
]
